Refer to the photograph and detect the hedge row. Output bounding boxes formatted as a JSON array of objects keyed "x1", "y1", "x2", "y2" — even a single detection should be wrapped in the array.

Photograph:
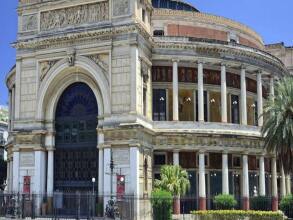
[{"x1": 191, "y1": 210, "x2": 284, "y2": 220}]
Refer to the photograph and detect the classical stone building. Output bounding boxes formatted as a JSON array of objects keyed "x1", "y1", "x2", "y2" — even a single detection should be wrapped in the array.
[
  {"x1": 265, "y1": 43, "x2": 293, "y2": 74},
  {"x1": 5, "y1": 0, "x2": 292, "y2": 217}
]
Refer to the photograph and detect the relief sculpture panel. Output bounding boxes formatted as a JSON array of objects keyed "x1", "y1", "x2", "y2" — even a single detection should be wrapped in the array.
[
  {"x1": 113, "y1": 0, "x2": 130, "y2": 17},
  {"x1": 22, "y1": 14, "x2": 38, "y2": 32},
  {"x1": 40, "y1": 1, "x2": 109, "y2": 31}
]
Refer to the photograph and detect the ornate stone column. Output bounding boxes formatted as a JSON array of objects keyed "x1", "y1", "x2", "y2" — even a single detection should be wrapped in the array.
[
  {"x1": 240, "y1": 67, "x2": 247, "y2": 125},
  {"x1": 9, "y1": 158, "x2": 13, "y2": 192},
  {"x1": 130, "y1": 146, "x2": 140, "y2": 219},
  {"x1": 257, "y1": 71, "x2": 263, "y2": 126},
  {"x1": 172, "y1": 60, "x2": 179, "y2": 121},
  {"x1": 271, "y1": 157, "x2": 278, "y2": 211},
  {"x1": 198, "y1": 61, "x2": 204, "y2": 122},
  {"x1": 222, "y1": 152, "x2": 229, "y2": 194},
  {"x1": 259, "y1": 155, "x2": 266, "y2": 196},
  {"x1": 6, "y1": 159, "x2": 10, "y2": 192},
  {"x1": 173, "y1": 151, "x2": 179, "y2": 165},
  {"x1": 221, "y1": 64, "x2": 227, "y2": 123},
  {"x1": 281, "y1": 165, "x2": 286, "y2": 198},
  {"x1": 270, "y1": 77, "x2": 274, "y2": 97},
  {"x1": 286, "y1": 175, "x2": 291, "y2": 195},
  {"x1": 98, "y1": 131, "x2": 104, "y2": 196},
  {"x1": 242, "y1": 154, "x2": 249, "y2": 210},
  {"x1": 173, "y1": 151, "x2": 180, "y2": 214},
  {"x1": 199, "y1": 152, "x2": 206, "y2": 210},
  {"x1": 47, "y1": 149, "x2": 54, "y2": 195},
  {"x1": 12, "y1": 151, "x2": 19, "y2": 193}
]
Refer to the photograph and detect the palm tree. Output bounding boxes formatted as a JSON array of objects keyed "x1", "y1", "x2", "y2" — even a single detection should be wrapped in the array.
[
  {"x1": 155, "y1": 165, "x2": 190, "y2": 214},
  {"x1": 262, "y1": 76, "x2": 293, "y2": 174}
]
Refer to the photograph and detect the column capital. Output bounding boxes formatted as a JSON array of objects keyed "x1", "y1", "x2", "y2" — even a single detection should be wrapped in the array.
[
  {"x1": 47, "y1": 147, "x2": 55, "y2": 152},
  {"x1": 172, "y1": 58, "x2": 180, "y2": 63},
  {"x1": 257, "y1": 69, "x2": 263, "y2": 75},
  {"x1": 240, "y1": 64, "x2": 247, "y2": 70},
  {"x1": 242, "y1": 151, "x2": 249, "y2": 156},
  {"x1": 197, "y1": 59, "x2": 205, "y2": 65},
  {"x1": 221, "y1": 62, "x2": 228, "y2": 67},
  {"x1": 222, "y1": 150, "x2": 229, "y2": 155}
]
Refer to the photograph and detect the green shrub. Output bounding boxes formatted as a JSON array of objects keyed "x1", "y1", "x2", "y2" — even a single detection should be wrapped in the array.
[
  {"x1": 151, "y1": 189, "x2": 173, "y2": 220},
  {"x1": 191, "y1": 210, "x2": 284, "y2": 220},
  {"x1": 251, "y1": 196, "x2": 272, "y2": 211},
  {"x1": 213, "y1": 194, "x2": 237, "y2": 210},
  {"x1": 280, "y1": 194, "x2": 293, "y2": 218}
]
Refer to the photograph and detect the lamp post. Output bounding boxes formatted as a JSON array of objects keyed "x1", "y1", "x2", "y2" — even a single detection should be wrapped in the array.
[
  {"x1": 91, "y1": 177, "x2": 96, "y2": 219},
  {"x1": 92, "y1": 177, "x2": 96, "y2": 195},
  {"x1": 110, "y1": 153, "x2": 114, "y2": 199}
]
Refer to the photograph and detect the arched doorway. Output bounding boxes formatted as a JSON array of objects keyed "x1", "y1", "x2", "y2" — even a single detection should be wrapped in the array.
[{"x1": 54, "y1": 82, "x2": 99, "y2": 192}]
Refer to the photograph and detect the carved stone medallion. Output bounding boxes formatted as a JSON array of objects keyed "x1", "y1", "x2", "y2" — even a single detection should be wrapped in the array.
[
  {"x1": 40, "y1": 1, "x2": 109, "y2": 31},
  {"x1": 113, "y1": 0, "x2": 130, "y2": 17}
]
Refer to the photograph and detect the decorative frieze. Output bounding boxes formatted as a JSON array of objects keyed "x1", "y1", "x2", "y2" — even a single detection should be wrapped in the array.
[
  {"x1": 113, "y1": 0, "x2": 130, "y2": 17},
  {"x1": 22, "y1": 14, "x2": 38, "y2": 32},
  {"x1": 40, "y1": 1, "x2": 109, "y2": 31}
]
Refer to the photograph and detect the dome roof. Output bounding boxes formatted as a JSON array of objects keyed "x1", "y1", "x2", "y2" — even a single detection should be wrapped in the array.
[{"x1": 152, "y1": 0, "x2": 199, "y2": 12}]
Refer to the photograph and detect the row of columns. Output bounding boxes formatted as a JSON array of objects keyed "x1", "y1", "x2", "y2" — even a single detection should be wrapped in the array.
[
  {"x1": 172, "y1": 61, "x2": 266, "y2": 126},
  {"x1": 172, "y1": 151, "x2": 291, "y2": 211}
]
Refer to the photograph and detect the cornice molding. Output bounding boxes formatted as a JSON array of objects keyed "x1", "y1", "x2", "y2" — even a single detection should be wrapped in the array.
[
  {"x1": 15, "y1": 23, "x2": 152, "y2": 50},
  {"x1": 152, "y1": 41, "x2": 288, "y2": 76}
]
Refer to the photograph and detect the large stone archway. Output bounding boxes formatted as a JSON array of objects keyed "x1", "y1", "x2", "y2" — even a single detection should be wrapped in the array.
[{"x1": 36, "y1": 56, "x2": 109, "y2": 196}]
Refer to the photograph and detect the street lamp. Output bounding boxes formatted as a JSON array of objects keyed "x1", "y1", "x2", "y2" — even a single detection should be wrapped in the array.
[
  {"x1": 110, "y1": 153, "x2": 114, "y2": 199},
  {"x1": 92, "y1": 177, "x2": 96, "y2": 195}
]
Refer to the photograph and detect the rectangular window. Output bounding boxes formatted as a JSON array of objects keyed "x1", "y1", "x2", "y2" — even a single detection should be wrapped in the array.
[
  {"x1": 142, "y1": 9, "x2": 146, "y2": 22},
  {"x1": 154, "y1": 154, "x2": 166, "y2": 165},
  {"x1": 153, "y1": 30, "x2": 164, "y2": 36},
  {"x1": 179, "y1": 89, "x2": 194, "y2": 121},
  {"x1": 254, "y1": 101, "x2": 258, "y2": 126},
  {"x1": 209, "y1": 91, "x2": 221, "y2": 122},
  {"x1": 195, "y1": 91, "x2": 208, "y2": 121},
  {"x1": 143, "y1": 88, "x2": 147, "y2": 116},
  {"x1": 232, "y1": 156, "x2": 241, "y2": 168},
  {"x1": 231, "y1": 95, "x2": 240, "y2": 124},
  {"x1": 153, "y1": 89, "x2": 166, "y2": 121}
]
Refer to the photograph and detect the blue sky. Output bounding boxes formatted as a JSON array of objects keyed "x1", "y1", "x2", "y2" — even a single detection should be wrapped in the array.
[{"x1": 0, "y1": 0, "x2": 292, "y2": 106}]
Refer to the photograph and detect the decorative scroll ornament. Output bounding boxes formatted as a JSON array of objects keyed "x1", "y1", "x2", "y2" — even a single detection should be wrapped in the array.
[
  {"x1": 40, "y1": 60, "x2": 59, "y2": 81},
  {"x1": 40, "y1": 2, "x2": 109, "y2": 31},
  {"x1": 87, "y1": 54, "x2": 109, "y2": 72}
]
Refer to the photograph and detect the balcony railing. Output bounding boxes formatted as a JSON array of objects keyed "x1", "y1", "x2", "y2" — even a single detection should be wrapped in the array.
[{"x1": 152, "y1": 121, "x2": 261, "y2": 137}]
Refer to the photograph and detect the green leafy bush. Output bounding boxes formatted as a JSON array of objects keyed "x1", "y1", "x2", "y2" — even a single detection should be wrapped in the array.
[
  {"x1": 151, "y1": 189, "x2": 172, "y2": 220},
  {"x1": 250, "y1": 196, "x2": 272, "y2": 211},
  {"x1": 191, "y1": 210, "x2": 284, "y2": 220},
  {"x1": 213, "y1": 194, "x2": 237, "y2": 210},
  {"x1": 280, "y1": 194, "x2": 293, "y2": 218}
]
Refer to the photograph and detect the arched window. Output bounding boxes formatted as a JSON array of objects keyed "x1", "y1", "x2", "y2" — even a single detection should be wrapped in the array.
[{"x1": 54, "y1": 82, "x2": 99, "y2": 191}]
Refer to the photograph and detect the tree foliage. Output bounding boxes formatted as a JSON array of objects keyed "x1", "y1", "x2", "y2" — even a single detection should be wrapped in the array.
[
  {"x1": 154, "y1": 165, "x2": 190, "y2": 197},
  {"x1": 262, "y1": 76, "x2": 293, "y2": 174}
]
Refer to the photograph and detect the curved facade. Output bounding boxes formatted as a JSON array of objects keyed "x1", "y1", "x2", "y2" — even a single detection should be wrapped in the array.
[{"x1": 5, "y1": 0, "x2": 292, "y2": 217}]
